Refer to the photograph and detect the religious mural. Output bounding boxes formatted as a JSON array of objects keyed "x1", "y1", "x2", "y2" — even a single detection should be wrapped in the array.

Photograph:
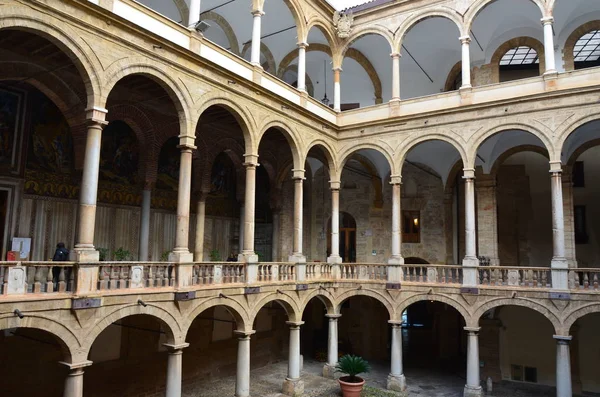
[
  {"x1": 0, "y1": 87, "x2": 23, "y2": 171},
  {"x1": 206, "y1": 152, "x2": 238, "y2": 218},
  {"x1": 156, "y1": 137, "x2": 180, "y2": 191},
  {"x1": 99, "y1": 120, "x2": 139, "y2": 185}
]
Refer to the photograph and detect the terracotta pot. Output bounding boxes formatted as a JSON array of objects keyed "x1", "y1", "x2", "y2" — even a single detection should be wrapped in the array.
[{"x1": 338, "y1": 376, "x2": 365, "y2": 397}]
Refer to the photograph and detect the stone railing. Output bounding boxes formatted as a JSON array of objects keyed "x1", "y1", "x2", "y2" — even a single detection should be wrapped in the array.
[
  {"x1": 478, "y1": 266, "x2": 551, "y2": 289},
  {"x1": 402, "y1": 264, "x2": 463, "y2": 284},
  {"x1": 1, "y1": 262, "x2": 599, "y2": 298},
  {"x1": 569, "y1": 269, "x2": 600, "y2": 291}
]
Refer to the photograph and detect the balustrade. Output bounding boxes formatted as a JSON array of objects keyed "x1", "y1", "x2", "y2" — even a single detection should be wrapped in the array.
[
  {"x1": 97, "y1": 262, "x2": 175, "y2": 290},
  {"x1": 478, "y1": 266, "x2": 551, "y2": 288},
  {"x1": 569, "y1": 269, "x2": 600, "y2": 291},
  {"x1": 340, "y1": 263, "x2": 387, "y2": 281},
  {"x1": 306, "y1": 262, "x2": 331, "y2": 280},
  {"x1": 402, "y1": 265, "x2": 463, "y2": 284},
  {"x1": 0, "y1": 262, "x2": 74, "y2": 294}
]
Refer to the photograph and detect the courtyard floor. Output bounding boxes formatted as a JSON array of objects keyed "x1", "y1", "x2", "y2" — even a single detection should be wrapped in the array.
[{"x1": 185, "y1": 359, "x2": 555, "y2": 397}]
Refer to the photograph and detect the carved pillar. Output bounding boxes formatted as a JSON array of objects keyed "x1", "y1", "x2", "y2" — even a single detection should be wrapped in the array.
[
  {"x1": 391, "y1": 52, "x2": 401, "y2": 101},
  {"x1": 333, "y1": 68, "x2": 342, "y2": 112},
  {"x1": 542, "y1": 17, "x2": 557, "y2": 74},
  {"x1": 460, "y1": 36, "x2": 472, "y2": 89},
  {"x1": 250, "y1": 10, "x2": 264, "y2": 66},
  {"x1": 462, "y1": 169, "x2": 479, "y2": 287},
  {"x1": 297, "y1": 42, "x2": 308, "y2": 92},
  {"x1": 169, "y1": 146, "x2": 194, "y2": 263}
]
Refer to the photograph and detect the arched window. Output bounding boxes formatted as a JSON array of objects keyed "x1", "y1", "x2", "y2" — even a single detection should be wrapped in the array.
[
  {"x1": 573, "y1": 30, "x2": 600, "y2": 70},
  {"x1": 499, "y1": 46, "x2": 539, "y2": 82}
]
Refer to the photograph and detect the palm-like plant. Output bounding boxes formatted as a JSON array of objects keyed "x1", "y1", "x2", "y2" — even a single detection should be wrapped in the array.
[{"x1": 335, "y1": 354, "x2": 371, "y2": 383}]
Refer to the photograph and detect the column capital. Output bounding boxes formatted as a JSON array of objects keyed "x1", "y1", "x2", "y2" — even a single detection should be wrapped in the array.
[
  {"x1": 251, "y1": 9, "x2": 265, "y2": 17},
  {"x1": 389, "y1": 175, "x2": 402, "y2": 185},
  {"x1": 330, "y1": 180, "x2": 341, "y2": 190},
  {"x1": 390, "y1": 52, "x2": 401, "y2": 59},
  {"x1": 388, "y1": 320, "x2": 403, "y2": 326},
  {"x1": 234, "y1": 330, "x2": 256, "y2": 338},
  {"x1": 286, "y1": 321, "x2": 305, "y2": 328},
  {"x1": 292, "y1": 168, "x2": 306, "y2": 180},
  {"x1": 464, "y1": 326, "x2": 481, "y2": 333},
  {"x1": 553, "y1": 335, "x2": 572, "y2": 343},
  {"x1": 85, "y1": 106, "x2": 108, "y2": 125},
  {"x1": 243, "y1": 153, "x2": 259, "y2": 167},
  {"x1": 541, "y1": 16, "x2": 555, "y2": 25},
  {"x1": 326, "y1": 313, "x2": 342, "y2": 319},
  {"x1": 59, "y1": 360, "x2": 93, "y2": 370},
  {"x1": 163, "y1": 342, "x2": 190, "y2": 352},
  {"x1": 463, "y1": 168, "x2": 476, "y2": 179},
  {"x1": 177, "y1": 133, "x2": 197, "y2": 150},
  {"x1": 297, "y1": 42, "x2": 309, "y2": 49},
  {"x1": 549, "y1": 160, "x2": 563, "y2": 173},
  {"x1": 332, "y1": 67, "x2": 343, "y2": 73},
  {"x1": 459, "y1": 35, "x2": 471, "y2": 45}
]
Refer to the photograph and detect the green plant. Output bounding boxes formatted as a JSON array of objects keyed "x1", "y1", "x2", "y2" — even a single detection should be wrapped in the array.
[
  {"x1": 335, "y1": 354, "x2": 370, "y2": 383},
  {"x1": 209, "y1": 249, "x2": 221, "y2": 262},
  {"x1": 97, "y1": 247, "x2": 109, "y2": 262},
  {"x1": 113, "y1": 247, "x2": 131, "y2": 261},
  {"x1": 161, "y1": 251, "x2": 170, "y2": 262}
]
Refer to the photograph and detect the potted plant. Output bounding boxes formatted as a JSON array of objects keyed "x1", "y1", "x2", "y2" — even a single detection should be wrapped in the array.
[{"x1": 336, "y1": 354, "x2": 370, "y2": 397}]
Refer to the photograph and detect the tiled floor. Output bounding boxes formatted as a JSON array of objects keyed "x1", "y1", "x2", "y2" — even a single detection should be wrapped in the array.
[{"x1": 186, "y1": 359, "x2": 554, "y2": 396}]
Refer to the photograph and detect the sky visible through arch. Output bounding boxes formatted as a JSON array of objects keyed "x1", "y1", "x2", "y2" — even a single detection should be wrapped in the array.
[{"x1": 327, "y1": 0, "x2": 373, "y2": 10}]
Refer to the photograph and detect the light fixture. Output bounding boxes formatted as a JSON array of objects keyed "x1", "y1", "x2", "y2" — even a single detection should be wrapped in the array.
[
  {"x1": 194, "y1": 20, "x2": 211, "y2": 34},
  {"x1": 137, "y1": 299, "x2": 147, "y2": 307},
  {"x1": 13, "y1": 309, "x2": 24, "y2": 319},
  {"x1": 321, "y1": 60, "x2": 330, "y2": 106},
  {"x1": 413, "y1": 217, "x2": 419, "y2": 226}
]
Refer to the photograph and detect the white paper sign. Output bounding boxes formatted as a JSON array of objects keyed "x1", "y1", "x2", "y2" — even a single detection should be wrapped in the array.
[{"x1": 11, "y1": 238, "x2": 31, "y2": 259}]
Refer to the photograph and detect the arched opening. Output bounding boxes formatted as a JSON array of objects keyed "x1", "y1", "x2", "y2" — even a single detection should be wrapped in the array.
[
  {"x1": 404, "y1": 257, "x2": 429, "y2": 264},
  {"x1": 301, "y1": 296, "x2": 330, "y2": 365},
  {"x1": 85, "y1": 314, "x2": 175, "y2": 396},
  {"x1": 570, "y1": 311, "x2": 600, "y2": 394},
  {"x1": 400, "y1": 17, "x2": 462, "y2": 99},
  {"x1": 554, "y1": 0, "x2": 600, "y2": 71},
  {"x1": 475, "y1": 130, "x2": 551, "y2": 267},
  {"x1": 498, "y1": 45, "x2": 540, "y2": 82},
  {"x1": 327, "y1": 212, "x2": 357, "y2": 263},
  {"x1": 478, "y1": 305, "x2": 557, "y2": 393},
  {"x1": 0, "y1": 326, "x2": 70, "y2": 396},
  {"x1": 401, "y1": 300, "x2": 466, "y2": 386},
  {"x1": 572, "y1": 29, "x2": 600, "y2": 70},
  {"x1": 303, "y1": 27, "x2": 335, "y2": 104},
  {"x1": 402, "y1": 140, "x2": 463, "y2": 265}
]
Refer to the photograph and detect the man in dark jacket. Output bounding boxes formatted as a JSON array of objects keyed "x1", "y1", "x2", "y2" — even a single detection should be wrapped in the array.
[{"x1": 52, "y1": 242, "x2": 69, "y2": 291}]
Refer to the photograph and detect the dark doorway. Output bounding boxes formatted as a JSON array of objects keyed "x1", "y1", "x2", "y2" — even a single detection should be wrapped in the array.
[{"x1": 328, "y1": 212, "x2": 357, "y2": 262}]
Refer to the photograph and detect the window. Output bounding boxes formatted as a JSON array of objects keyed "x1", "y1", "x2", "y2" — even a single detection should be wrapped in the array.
[
  {"x1": 511, "y1": 365, "x2": 538, "y2": 383},
  {"x1": 574, "y1": 30, "x2": 600, "y2": 70},
  {"x1": 573, "y1": 161, "x2": 585, "y2": 187},
  {"x1": 402, "y1": 210, "x2": 420, "y2": 243},
  {"x1": 499, "y1": 47, "x2": 540, "y2": 82},
  {"x1": 524, "y1": 367, "x2": 538, "y2": 383},
  {"x1": 575, "y1": 205, "x2": 589, "y2": 244}
]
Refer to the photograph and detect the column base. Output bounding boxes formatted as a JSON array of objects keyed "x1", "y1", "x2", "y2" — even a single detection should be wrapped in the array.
[
  {"x1": 322, "y1": 363, "x2": 337, "y2": 379},
  {"x1": 551, "y1": 258, "x2": 569, "y2": 290},
  {"x1": 282, "y1": 378, "x2": 304, "y2": 396},
  {"x1": 327, "y1": 255, "x2": 342, "y2": 264},
  {"x1": 288, "y1": 254, "x2": 306, "y2": 263},
  {"x1": 462, "y1": 257, "x2": 479, "y2": 287},
  {"x1": 238, "y1": 252, "x2": 259, "y2": 263},
  {"x1": 387, "y1": 374, "x2": 407, "y2": 392},
  {"x1": 463, "y1": 385, "x2": 483, "y2": 397},
  {"x1": 70, "y1": 248, "x2": 99, "y2": 262},
  {"x1": 168, "y1": 250, "x2": 193, "y2": 263}
]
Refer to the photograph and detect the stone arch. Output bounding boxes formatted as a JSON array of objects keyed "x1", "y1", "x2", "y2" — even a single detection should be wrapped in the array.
[
  {"x1": 201, "y1": 11, "x2": 241, "y2": 55},
  {"x1": 562, "y1": 21, "x2": 600, "y2": 71},
  {"x1": 250, "y1": 293, "x2": 303, "y2": 324},
  {"x1": 196, "y1": 97, "x2": 257, "y2": 155},
  {"x1": 556, "y1": 115, "x2": 600, "y2": 161},
  {"x1": 300, "y1": 289, "x2": 336, "y2": 314},
  {"x1": 335, "y1": 289, "x2": 396, "y2": 321},
  {"x1": 82, "y1": 304, "x2": 183, "y2": 355},
  {"x1": 464, "y1": 0, "x2": 547, "y2": 32},
  {"x1": 467, "y1": 123, "x2": 555, "y2": 168},
  {"x1": 102, "y1": 59, "x2": 194, "y2": 138},
  {"x1": 0, "y1": 314, "x2": 81, "y2": 362},
  {"x1": 563, "y1": 303, "x2": 600, "y2": 335},
  {"x1": 184, "y1": 297, "x2": 250, "y2": 334},
  {"x1": 304, "y1": 19, "x2": 338, "y2": 51},
  {"x1": 257, "y1": 119, "x2": 303, "y2": 170},
  {"x1": 336, "y1": 143, "x2": 395, "y2": 182},
  {"x1": 396, "y1": 293, "x2": 471, "y2": 326},
  {"x1": 341, "y1": 28, "x2": 394, "y2": 61},
  {"x1": 489, "y1": 144, "x2": 549, "y2": 176},
  {"x1": 304, "y1": 140, "x2": 337, "y2": 173},
  {"x1": 278, "y1": 64, "x2": 315, "y2": 96},
  {"x1": 172, "y1": 0, "x2": 189, "y2": 23},
  {"x1": 241, "y1": 42, "x2": 277, "y2": 74},
  {"x1": 277, "y1": 43, "x2": 382, "y2": 103},
  {"x1": 394, "y1": 8, "x2": 466, "y2": 52},
  {"x1": 444, "y1": 61, "x2": 463, "y2": 92},
  {"x1": 566, "y1": 138, "x2": 600, "y2": 167},
  {"x1": 396, "y1": 134, "x2": 467, "y2": 176},
  {"x1": 0, "y1": 10, "x2": 102, "y2": 109},
  {"x1": 472, "y1": 297, "x2": 560, "y2": 332},
  {"x1": 196, "y1": 136, "x2": 245, "y2": 193},
  {"x1": 489, "y1": 37, "x2": 546, "y2": 83}
]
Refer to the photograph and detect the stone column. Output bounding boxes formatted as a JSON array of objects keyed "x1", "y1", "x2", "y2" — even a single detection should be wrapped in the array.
[
  {"x1": 333, "y1": 68, "x2": 342, "y2": 112},
  {"x1": 554, "y1": 335, "x2": 572, "y2": 397},
  {"x1": 391, "y1": 53, "x2": 401, "y2": 101},
  {"x1": 193, "y1": 192, "x2": 207, "y2": 262},
  {"x1": 169, "y1": 146, "x2": 194, "y2": 263},
  {"x1": 327, "y1": 181, "x2": 342, "y2": 264},
  {"x1": 323, "y1": 314, "x2": 341, "y2": 378},
  {"x1": 289, "y1": 170, "x2": 306, "y2": 263},
  {"x1": 283, "y1": 321, "x2": 304, "y2": 396},
  {"x1": 60, "y1": 361, "x2": 92, "y2": 397},
  {"x1": 550, "y1": 162, "x2": 568, "y2": 289},
  {"x1": 476, "y1": 175, "x2": 499, "y2": 265},
  {"x1": 164, "y1": 343, "x2": 188, "y2": 397},
  {"x1": 240, "y1": 155, "x2": 258, "y2": 272},
  {"x1": 235, "y1": 331, "x2": 255, "y2": 397},
  {"x1": 388, "y1": 176, "x2": 404, "y2": 284},
  {"x1": 460, "y1": 36, "x2": 472, "y2": 89},
  {"x1": 188, "y1": 0, "x2": 201, "y2": 26},
  {"x1": 561, "y1": 171, "x2": 577, "y2": 268},
  {"x1": 464, "y1": 327, "x2": 483, "y2": 397},
  {"x1": 72, "y1": 108, "x2": 107, "y2": 262},
  {"x1": 387, "y1": 321, "x2": 406, "y2": 391},
  {"x1": 542, "y1": 17, "x2": 557, "y2": 75},
  {"x1": 297, "y1": 42, "x2": 308, "y2": 92},
  {"x1": 139, "y1": 186, "x2": 151, "y2": 261},
  {"x1": 250, "y1": 10, "x2": 264, "y2": 66},
  {"x1": 462, "y1": 169, "x2": 479, "y2": 287},
  {"x1": 239, "y1": 203, "x2": 245, "y2": 254},
  {"x1": 271, "y1": 208, "x2": 280, "y2": 261}
]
